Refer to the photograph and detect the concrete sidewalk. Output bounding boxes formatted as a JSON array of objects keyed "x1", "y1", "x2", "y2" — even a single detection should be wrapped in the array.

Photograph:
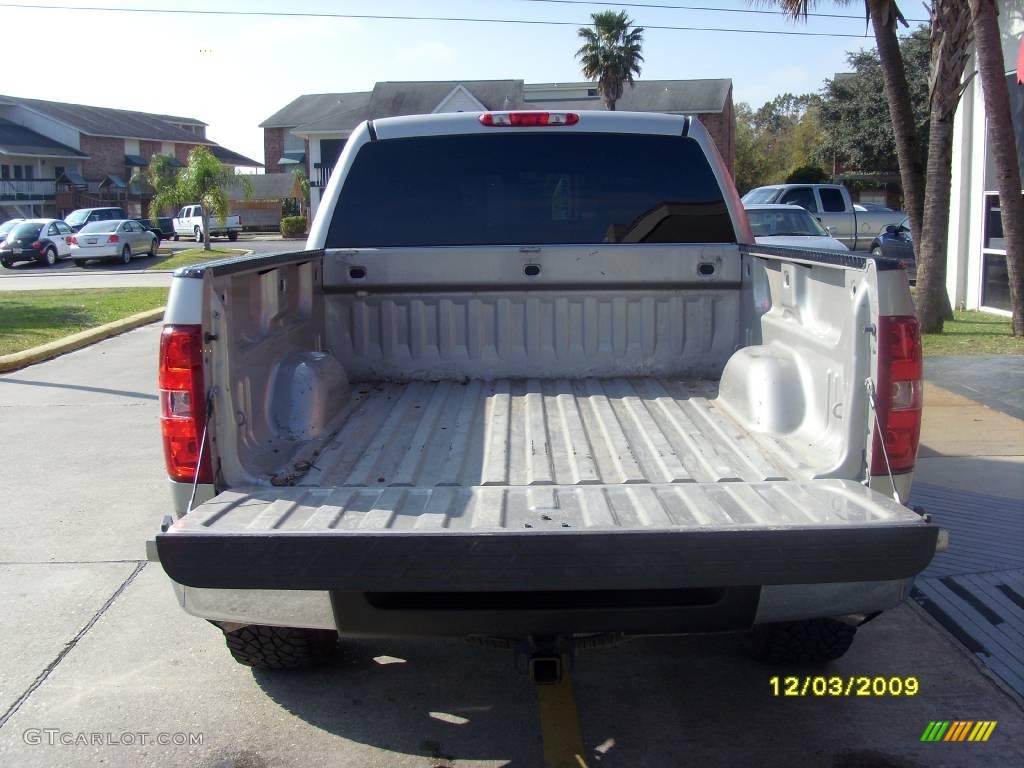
[{"x1": 909, "y1": 355, "x2": 1024, "y2": 697}]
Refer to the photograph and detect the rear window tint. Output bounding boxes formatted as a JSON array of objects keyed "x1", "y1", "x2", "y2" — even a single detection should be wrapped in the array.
[{"x1": 326, "y1": 133, "x2": 736, "y2": 247}]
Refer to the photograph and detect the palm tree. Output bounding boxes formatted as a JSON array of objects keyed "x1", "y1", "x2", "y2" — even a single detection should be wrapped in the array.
[
  {"x1": 763, "y1": 0, "x2": 972, "y2": 332},
  {"x1": 967, "y1": 0, "x2": 1024, "y2": 335},
  {"x1": 576, "y1": 11, "x2": 644, "y2": 111},
  {"x1": 291, "y1": 167, "x2": 311, "y2": 219},
  {"x1": 146, "y1": 147, "x2": 253, "y2": 252}
]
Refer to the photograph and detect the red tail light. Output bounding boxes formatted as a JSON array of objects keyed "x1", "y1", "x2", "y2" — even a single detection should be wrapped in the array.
[
  {"x1": 870, "y1": 316, "x2": 922, "y2": 475},
  {"x1": 68, "y1": 236, "x2": 77, "y2": 245},
  {"x1": 480, "y1": 111, "x2": 579, "y2": 127},
  {"x1": 107, "y1": 234, "x2": 120, "y2": 243},
  {"x1": 159, "y1": 325, "x2": 212, "y2": 483},
  {"x1": 31, "y1": 240, "x2": 42, "y2": 249}
]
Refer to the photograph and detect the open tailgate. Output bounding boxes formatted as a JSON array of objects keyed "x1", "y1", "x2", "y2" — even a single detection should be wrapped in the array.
[{"x1": 156, "y1": 480, "x2": 938, "y2": 591}]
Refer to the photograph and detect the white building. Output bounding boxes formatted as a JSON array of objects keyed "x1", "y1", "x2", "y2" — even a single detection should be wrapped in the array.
[{"x1": 947, "y1": 0, "x2": 1023, "y2": 315}]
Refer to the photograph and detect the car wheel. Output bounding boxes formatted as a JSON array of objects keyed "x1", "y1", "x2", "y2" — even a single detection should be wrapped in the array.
[
  {"x1": 221, "y1": 625, "x2": 338, "y2": 670},
  {"x1": 40, "y1": 246, "x2": 58, "y2": 266},
  {"x1": 172, "y1": 234, "x2": 179, "y2": 241},
  {"x1": 0, "y1": 258, "x2": 11, "y2": 269},
  {"x1": 871, "y1": 246, "x2": 883, "y2": 259},
  {"x1": 745, "y1": 618, "x2": 857, "y2": 665},
  {"x1": 194, "y1": 227, "x2": 203, "y2": 243},
  {"x1": 148, "y1": 238, "x2": 157, "y2": 257},
  {"x1": 121, "y1": 245, "x2": 132, "y2": 265},
  {"x1": 228, "y1": 232, "x2": 238, "y2": 242}
]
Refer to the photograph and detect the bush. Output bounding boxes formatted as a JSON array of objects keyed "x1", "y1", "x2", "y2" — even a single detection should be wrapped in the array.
[
  {"x1": 786, "y1": 165, "x2": 829, "y2": 184},
  {"x1": 281, "y1": 216, "x2": 307, "y2": 237}
]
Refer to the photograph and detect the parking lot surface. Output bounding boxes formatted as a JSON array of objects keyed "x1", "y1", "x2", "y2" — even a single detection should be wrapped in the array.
[{"x1": 0, "y1": 326, "x2": 1021, "y2": 767}]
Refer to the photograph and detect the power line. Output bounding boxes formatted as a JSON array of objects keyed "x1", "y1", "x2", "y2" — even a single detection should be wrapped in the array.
[
  {"x1": 0, "y1": 2, "x2": 886, "y2": 38},
  {"x1": 511, "y1": 0, "x2": 929, "y2": 25}
]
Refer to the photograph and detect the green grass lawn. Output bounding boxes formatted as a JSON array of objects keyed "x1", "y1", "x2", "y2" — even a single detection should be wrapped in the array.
[
  {"x1": 0, "y1": 288, "x2": 168, "y2": 356},
  {"x1": 147, "y1": 247, "x2": 247, "y2": 271},
  {"x1": 922, "y1": 310, "x2": 1024, "y2": 356}
]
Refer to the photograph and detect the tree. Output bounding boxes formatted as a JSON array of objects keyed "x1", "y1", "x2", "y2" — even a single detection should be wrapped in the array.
[
  {"x1": 291, "y1": 167, "x2": 311, "y2": 218},
  {"x1": 817, "y1": 28, "x2": 931, "y2": 176},
  {"x1": 766, "y1": 0, "x2": 973, "y2": 332},
  {"x1": 146, "y1": 147, "x2": 253, "y2": 251},
  {"x1": 129, "y1": 154, "x2": 184, "y2": 221},
  {"x1": 915, "y1": 0, "x2": 972, "y2": 332},
  {"x1": 787, "y1": 165, "x2": 829, "y2": 183},
  {"x1": 733, "y1": 95, "x2": 825, "y2": 193},
  {"x1": 576, "y1": 11, "x2": 644, "y2": 111},
  {"x1": 968, "y1": 0, "x2": 1024, "y2": 335}
]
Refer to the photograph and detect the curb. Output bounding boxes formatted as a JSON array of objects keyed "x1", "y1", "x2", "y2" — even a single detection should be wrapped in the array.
[{"x1": 0, "y1": 307, "x2": 166, "y2": 373}]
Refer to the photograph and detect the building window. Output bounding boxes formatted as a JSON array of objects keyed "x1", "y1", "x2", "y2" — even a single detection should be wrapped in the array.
[
  {"x1": 981, "y1": 192, "x2": 1012, "y2": 312},
  {"x1": 24, "y1": 165, "x2": 34, "y2": 180},
  {"x1": 13, "y1": 166, "x2": 22, "y2": 180},
  {"x1": 1, "y1": 165, "x2": 9, "y2": 179},
  {"x1": 125, "y1": 138, "x2": 140, "y2": 155}
]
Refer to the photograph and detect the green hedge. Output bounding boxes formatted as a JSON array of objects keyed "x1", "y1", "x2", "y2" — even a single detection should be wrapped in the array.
[{"x1": 281, "y1": 216, "x2": 307, "y2": 237}]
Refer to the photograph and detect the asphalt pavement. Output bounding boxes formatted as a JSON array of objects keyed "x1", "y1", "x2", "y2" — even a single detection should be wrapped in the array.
[{"x1": 0, "y1": 327, "x2": 1021, "y2": 767}]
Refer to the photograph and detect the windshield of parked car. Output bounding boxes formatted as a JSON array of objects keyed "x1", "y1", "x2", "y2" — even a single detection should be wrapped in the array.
[
  {"x1": 78, "y1": 221, "x2": 121, "y2": 234},
  {"x1": 0, "y1": 220, "x2": 23, "y2": 236},
  {"x1": 747, "y1": 208, "x2": 829, "y2": 238},
  {"x1": 9, "y1": 222, "x2": 43, "y2": 239},
  {"x1": 741, "y1": 188, "x2": 781, "y2": 204},
  {"x1": 64, "y1": 210, "x2": 94, "y2": 227},
  {"x1": 326, "y1": 133, "x2": 737, "y2": 246}
]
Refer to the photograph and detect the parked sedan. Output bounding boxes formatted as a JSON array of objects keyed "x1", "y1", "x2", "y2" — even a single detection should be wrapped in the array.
[
  {"x1": 69, "y1": 219, "x2": 157, "y2": 266},
  {"x1": 0, "y1": 218, "x2": 74, "y2": 267},
  {"x1": 745, "y1": 204, "x2": 849, "y2": 252},
  {"x1": 869, "y1": 216, "x2": 916, "y2": 283},
  {"x1": 0, "y1": 217, "x2": 26, "y2": 240}
]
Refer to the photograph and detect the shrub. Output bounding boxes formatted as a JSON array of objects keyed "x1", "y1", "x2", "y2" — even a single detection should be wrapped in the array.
[
  {"x1": 786, "y1": 165, "x2": 829, "y2": 184},
  {"x1": 281, "y1": 216, "x2": 307, "y2": 237}
]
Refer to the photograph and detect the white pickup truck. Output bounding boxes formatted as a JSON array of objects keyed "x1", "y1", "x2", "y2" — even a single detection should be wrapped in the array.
[
  {"x1": 172, "y1": 204, "x2": 241, "y2": 242},
  {"x1": 742, "y1": 184, "x2": 906, "y2": 252},
  {"x1": 151, "y1": 111, "x2": 939, "y2": 675}
]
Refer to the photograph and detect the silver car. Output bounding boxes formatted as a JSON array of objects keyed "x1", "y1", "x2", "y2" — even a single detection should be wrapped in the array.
[{"x1": 70, "y1": 219, "x2": 157, "y2": 266}]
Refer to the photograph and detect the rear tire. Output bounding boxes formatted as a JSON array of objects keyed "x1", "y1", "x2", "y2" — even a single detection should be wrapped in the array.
[
  {"x1": 871, "y1": 246, "x2": 883, "y2": 259},
  {"x1": 194, "y1": 227, "x2": 202, "y2": 243},
  {"x1": 121, "y1": 245, "x2": 132, "y2": 265},
  {"x1": 148, "y1": 238, "x2": 157, "y2": 257},
  {"x1": 1, "y1": 258, "x2": 11, "y2": 269},
  {"x1": 74, "y1": 259, "x2": 87, "y2": 268},
  {"x1": 745, "y1": 618, "x2": 856, "y2": 665},
  {"x1": 222, "y1": 625, "x2": 338, "y2": 670},
  {"x1": 41, "y1": 247, "x2": 57, "y2": 266},
  {"x1": 172, "y1": 234, "x2": 179, "y2": 241},
  {"x1": 228, "y1": 232, "x2": 238, "y2": 242}
]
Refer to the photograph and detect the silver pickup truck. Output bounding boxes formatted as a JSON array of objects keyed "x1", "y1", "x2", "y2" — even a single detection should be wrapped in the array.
[
  {"x1": 151, "y1": 111, "x2": 938, "y2": 674},
  {"x1": 742, "y1": 184, "x2": 906, "y2": 252}
]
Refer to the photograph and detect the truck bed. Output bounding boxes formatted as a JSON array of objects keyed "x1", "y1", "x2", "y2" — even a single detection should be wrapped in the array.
[
  {"x1": 288, "y1": 377, "x2": 794, "y2": 490},
  {"x1": 158, "y1": 377, "x2": 937, "y2": 593}
]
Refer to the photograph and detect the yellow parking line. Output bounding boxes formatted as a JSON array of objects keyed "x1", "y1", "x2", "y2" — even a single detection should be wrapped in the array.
[{"x1": 536, "y1": 655, "x2": 588, "y2": 768}]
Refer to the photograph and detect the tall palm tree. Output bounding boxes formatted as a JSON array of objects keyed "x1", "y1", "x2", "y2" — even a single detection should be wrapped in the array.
[
  {"x1": 764, "y1": 0, "x2": 972, "y2": 332},
  {"x1": 967, "y1": 0, "x2": 1024, "y2": 335},
  {"x1": 576, "y1": 11, "x2": 644, "y2": 111}
]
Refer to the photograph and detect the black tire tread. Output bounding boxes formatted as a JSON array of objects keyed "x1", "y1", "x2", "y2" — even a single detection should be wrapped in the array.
[
  {"x1": 746, "y1": 618, "x2": 856, "y2": 665},
  {"x1": 222, "y1": 625, "x2": 337, "y2": 670}
]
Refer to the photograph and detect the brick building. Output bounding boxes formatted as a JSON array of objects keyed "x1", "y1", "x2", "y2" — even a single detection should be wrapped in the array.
[
  {"x1": 260, "y1": 79, "x2": 735, "y2": 217},
  {"x1": 0, "y1": 95, "x2": 260, "y2": 219}
]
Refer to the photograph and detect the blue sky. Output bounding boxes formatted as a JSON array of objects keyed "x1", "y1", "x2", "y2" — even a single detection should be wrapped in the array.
[{"x1": 0, "y1": 1, "x2": 919, "y2": 165}]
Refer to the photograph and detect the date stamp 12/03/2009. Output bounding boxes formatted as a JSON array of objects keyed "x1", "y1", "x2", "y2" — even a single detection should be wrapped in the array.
[{"x1": 769, "y1": 676, "x2": 920, "y2": 697}]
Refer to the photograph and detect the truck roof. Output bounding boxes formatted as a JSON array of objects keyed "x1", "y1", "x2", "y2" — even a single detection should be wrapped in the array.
[{"x1": 371, "y1": 109, "x2": 691, "y2": 140}]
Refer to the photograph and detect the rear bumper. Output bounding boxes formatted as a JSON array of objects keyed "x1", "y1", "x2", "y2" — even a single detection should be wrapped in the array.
[
  {"x1": 71, "y1": 247, "x2": 119, "y2": 259},
  {"x1": 156, "y1": 523, "x2": 938, "y2": 593}
]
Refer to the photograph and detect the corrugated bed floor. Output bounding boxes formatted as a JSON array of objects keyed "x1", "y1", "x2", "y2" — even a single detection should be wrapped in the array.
[
  {"x1": 293, "y1": 378, "x2": 799, "y2": 489},
  {"x1": 910, "y1": 482, "x2": 1024, "y2": 696}
]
